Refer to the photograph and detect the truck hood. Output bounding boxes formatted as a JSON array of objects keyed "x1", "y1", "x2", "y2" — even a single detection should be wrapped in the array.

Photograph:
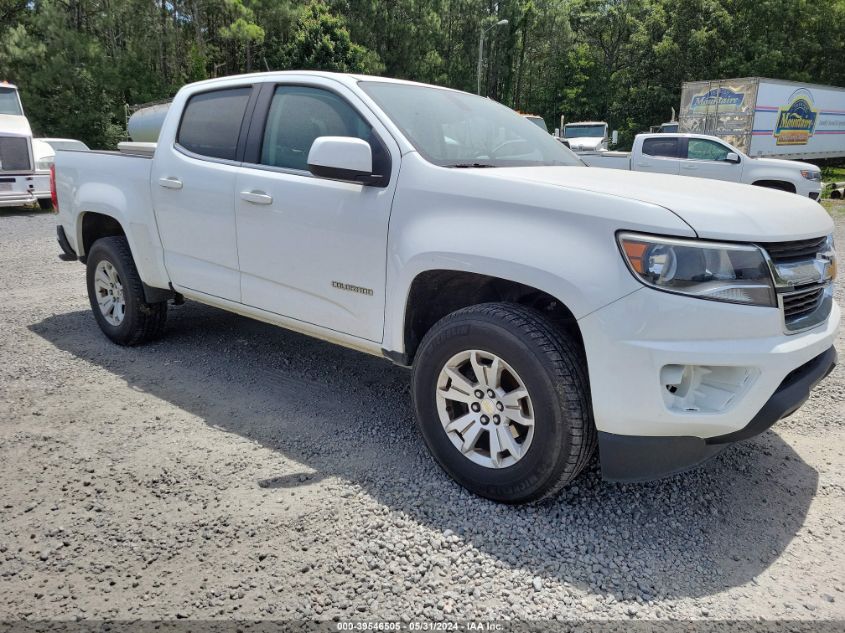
[
  {"x1": 0, "y1": 114, "x2": 32, "y2": 137},
  {"x1": 750, "y1": 156, "x2": 817, "y2": 172},
  {"x1": 490, "y1": 166, "x2": 833, "y2": 242},
  {"x1": 566, "y1": 137, "x2": 604, "y2": 151}
]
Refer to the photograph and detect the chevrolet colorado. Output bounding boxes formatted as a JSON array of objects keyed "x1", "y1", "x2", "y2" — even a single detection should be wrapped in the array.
[{"x1": 54, "y1": 72, "x2": 839, "y2": 503}]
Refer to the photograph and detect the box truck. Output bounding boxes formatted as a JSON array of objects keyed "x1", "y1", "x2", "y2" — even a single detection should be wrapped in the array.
[{"x1": 678, "y1": 77, "x2": 845, "y2": 160}]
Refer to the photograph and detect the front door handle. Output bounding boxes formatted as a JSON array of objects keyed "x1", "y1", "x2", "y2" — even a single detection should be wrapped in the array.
[
  {"x1": 682, "y1": 164, "x2": 698, "y2": 170},
  {"x1": 240, "y1": 190, "x2": 273, "y2": 205},
  {"x1": 158, "y1": 177, "x2": 183, "y2": 190}
]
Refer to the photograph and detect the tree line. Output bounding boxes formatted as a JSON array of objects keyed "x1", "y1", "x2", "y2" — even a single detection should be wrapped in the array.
[{"x1": 2, "y1": 0, "x2": 844, "y2": 149}]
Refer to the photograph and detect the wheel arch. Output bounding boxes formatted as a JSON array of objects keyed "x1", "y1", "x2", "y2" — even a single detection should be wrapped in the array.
[
  {"x1": 77, "y1": 210, "x2": 173, "y2": 303},
  {"x1": 752, "y1": 179, "x2": 797, "y2": 193},
  {"x1": 79, "y1": 211, "x2": 126, "y2": 258},
  {"x1": 388, "y1": 267, "x2": 586, "y2": 367}
]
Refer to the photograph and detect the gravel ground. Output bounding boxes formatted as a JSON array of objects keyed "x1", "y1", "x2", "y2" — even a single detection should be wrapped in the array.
[{"x1": 0, "y1": 207, "x2": 843, "y2": 623}]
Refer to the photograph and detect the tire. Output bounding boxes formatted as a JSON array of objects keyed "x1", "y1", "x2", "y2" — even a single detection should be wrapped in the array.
[
  {"x1": 38, "y1": 198, "x2": 53, "y2": 211},
  {"x1": 412, "y1": 302, "x2": 596, "y2": 504},
  {"x1": 86, "y1": 236, "x2": 167, "y2": 346}
]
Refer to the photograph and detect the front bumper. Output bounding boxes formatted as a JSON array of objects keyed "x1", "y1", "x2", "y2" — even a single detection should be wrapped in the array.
[
  {"x1": 579, "y1": 285, "x2": 840, "y2": 480},
  {"x1": 0, "y1": 174, "x2": 39, "y2": 208},
  {"x1": 796, "y1": 179, "x2": 822, "y2": 201},
  {"x1": 599, "y1": 346, "x2": 837, "y2": 481}
]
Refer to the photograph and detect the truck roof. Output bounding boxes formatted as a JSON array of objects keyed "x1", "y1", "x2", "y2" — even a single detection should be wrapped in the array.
[
  {"x1": 0, "y1": 81, "x2": 19, "y2": 90},
  {"x1": 564, "y1": 121, "x2": 606, "y2": 126},
  {"x1": 179, "y1": 71, "x2": 467, "y2": 95}
]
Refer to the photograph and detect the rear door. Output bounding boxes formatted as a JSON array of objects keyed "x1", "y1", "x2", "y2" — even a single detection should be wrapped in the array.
[
  {"x1": 679, "y1": 137, "x2": 743, "y2": 183},
  {"x1": 635, "y1": 137, "x2": 681, "y2": 175},
  {"x1": 151, "y1": 84, "x2": 257, "y2": 301}
]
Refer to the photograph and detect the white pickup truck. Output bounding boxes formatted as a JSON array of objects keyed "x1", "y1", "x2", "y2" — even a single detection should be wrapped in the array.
[
  {"x1": 54, "y1": 72, "x2": 839, "y2": 503},
  {"x1": 581, "y1": 133, "x2": 823, "y2": 200}
]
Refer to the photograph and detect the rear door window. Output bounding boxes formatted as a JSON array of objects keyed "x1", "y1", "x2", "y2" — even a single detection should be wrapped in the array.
[
  {"x1": 642, "y1": 137, "x2": 679, "y2": 158},
  {"x1": 177, "y1": 87, "x2": 251, "y2": 160}
]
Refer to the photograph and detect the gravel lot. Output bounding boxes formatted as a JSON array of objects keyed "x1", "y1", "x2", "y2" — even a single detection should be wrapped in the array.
[{"x1": 0, "y1": 207, "x2": 843, "y2": 623}]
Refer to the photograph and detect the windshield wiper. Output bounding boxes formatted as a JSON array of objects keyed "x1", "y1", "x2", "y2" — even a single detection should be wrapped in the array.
[{"x1": 443, "y1": 162, "x2": 498, "y2": 168}]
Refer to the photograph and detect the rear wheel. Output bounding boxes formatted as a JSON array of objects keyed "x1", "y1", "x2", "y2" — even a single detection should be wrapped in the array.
[
  {"x1": 86, "y1": 236, "x2": 167, "y2": 345},
  {"x1": 412, "y1": 302, "x2": 596, "y2": 503}
]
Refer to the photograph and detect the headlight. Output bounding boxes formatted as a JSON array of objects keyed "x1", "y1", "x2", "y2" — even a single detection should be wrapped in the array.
[
  {"x1": 801, "y1": 169, "x2": 821, "y2": 181},
  {"x1": 822, "y1": 233, "x2": 837, "y2": 281},
  {"x1": 618, "y1": 232, "x2": 776, "y2": 307}
]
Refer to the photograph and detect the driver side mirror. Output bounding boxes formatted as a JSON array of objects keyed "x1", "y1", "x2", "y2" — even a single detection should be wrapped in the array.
[
  {"x1": 725, "y1": 152, "x2": 741, "y2": 164},
  {"x1": 308, "y1": 136, "x2": 377, "y2": 184}
]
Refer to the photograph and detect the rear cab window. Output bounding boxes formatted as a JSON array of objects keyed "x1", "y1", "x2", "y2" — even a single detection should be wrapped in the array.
[
  {"x1": 641, "y1": 137, "x2": 679, "y2": 158},
  {"x1": 177, "y1": 87, "x2": 252, "y2": 160}
]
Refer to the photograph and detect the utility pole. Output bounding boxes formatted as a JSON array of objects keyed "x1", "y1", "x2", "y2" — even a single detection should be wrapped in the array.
[{"x1": 477, "y1": 19, "x2": 508, "y2": 95}]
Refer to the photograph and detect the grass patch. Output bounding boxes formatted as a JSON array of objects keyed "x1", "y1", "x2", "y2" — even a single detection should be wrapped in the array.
[
  {"x1": 822, "y1": 199, "x2": 845, "y2": 215},
  {"x1": 821, "y1": 165, "x2": 845, "y2": 183}
]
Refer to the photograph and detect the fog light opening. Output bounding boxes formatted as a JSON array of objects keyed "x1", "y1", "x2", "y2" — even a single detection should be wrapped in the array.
[{"x1": 661, "y1": 364, "x2": 758, "y2": 414}]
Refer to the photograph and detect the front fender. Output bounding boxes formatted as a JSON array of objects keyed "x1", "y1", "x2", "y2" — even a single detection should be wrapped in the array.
[{"x1": 381, "y1": 155, "x2": 697, "y2": 356}]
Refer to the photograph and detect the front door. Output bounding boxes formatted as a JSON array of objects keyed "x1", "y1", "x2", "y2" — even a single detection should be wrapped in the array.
[
  {"x1": 234, "y1": 81, "x2": 399, "y2": 342},
  {"x1": 679, "y1": 137, "x2": 743, "y2": 183}
]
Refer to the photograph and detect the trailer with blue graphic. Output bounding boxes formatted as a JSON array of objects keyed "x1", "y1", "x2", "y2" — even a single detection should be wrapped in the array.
[{"x1": 678, "y1": 77, "x2": 845, "y2": 160}]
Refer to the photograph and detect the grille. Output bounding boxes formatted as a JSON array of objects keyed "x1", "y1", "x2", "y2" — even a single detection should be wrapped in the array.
[
  {"x1": 761, "y1": 236, "x2": 827, "y2": 263},
  {"x1": 782, "y1": 285, "x2": 825, "y2": 321},
  {"x1": 0, "y1": 136, "x2": 31, "y2": 172}
]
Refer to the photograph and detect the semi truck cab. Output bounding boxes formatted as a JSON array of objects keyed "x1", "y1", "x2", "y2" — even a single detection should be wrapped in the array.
[{"x1": 0, "y1": 82, "x2": 40, "y2": 208}]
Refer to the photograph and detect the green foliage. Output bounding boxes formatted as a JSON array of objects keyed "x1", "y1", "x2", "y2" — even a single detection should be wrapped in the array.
[
  {"x1": 274, "y1": 1, "x2": 384, "y2": 73},
  {"x1": 1, "y1": 0, "x2": 844, "y2": 149}
]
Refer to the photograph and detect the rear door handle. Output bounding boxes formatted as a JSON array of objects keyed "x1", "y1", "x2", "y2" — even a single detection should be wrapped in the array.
[
  {"x1": 158, "y1": 177, "x2": 183, "y2": 190},
  {"x1": 240, "y1": 190, "x2": 273, "y2": 205},
  {"x1": 681, "y1": 164, "x2": 698, "y2": 170}
]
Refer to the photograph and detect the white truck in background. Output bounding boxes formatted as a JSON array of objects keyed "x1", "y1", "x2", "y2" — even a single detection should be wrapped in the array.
[
  {"x1": 53, "y1": 71, "x2": 838, "y2": 503},
  {"x1": 581, "y1": 132, "x2": 823, "y2": 200},
  {"x1": 0, "y1": 81, "x2": 50, "y2": 208},
  {"x1": 561, "y1": 121, "x2": 617, "y2": 152},
  {"x1": 678, "y1": 77, "x2": 845, "y2": 160},
  {"x1": 649, "y1": 108, "x2": 678, "y2": 134}
]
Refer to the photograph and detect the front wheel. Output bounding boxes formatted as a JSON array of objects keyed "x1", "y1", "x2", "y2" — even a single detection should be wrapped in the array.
[
  {"x1": 412, "y1": 303, "x2": 596, "y2": 503},
  {"x1": 86, "y1": 236, "x2": 167, "y2": 346}
]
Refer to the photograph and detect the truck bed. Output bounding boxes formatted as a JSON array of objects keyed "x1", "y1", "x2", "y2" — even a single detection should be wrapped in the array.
[
  {"x1": 579, "y1": 151, "x2": 631, "y2": 170},
  {"x1": 55, "y1": 149, "x2": 154, "y2": 257}
]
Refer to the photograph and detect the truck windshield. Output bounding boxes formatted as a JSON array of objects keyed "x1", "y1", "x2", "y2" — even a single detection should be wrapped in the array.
[
  {"x1": 563, "y1": 125, "x2": 605, "y2": 138},
  {"x1": 359, "y1": 81, "x2": 582, "y2": 168},
  {"x1": 0, "y1": 87, "x2": 23, "y2": 116}
]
